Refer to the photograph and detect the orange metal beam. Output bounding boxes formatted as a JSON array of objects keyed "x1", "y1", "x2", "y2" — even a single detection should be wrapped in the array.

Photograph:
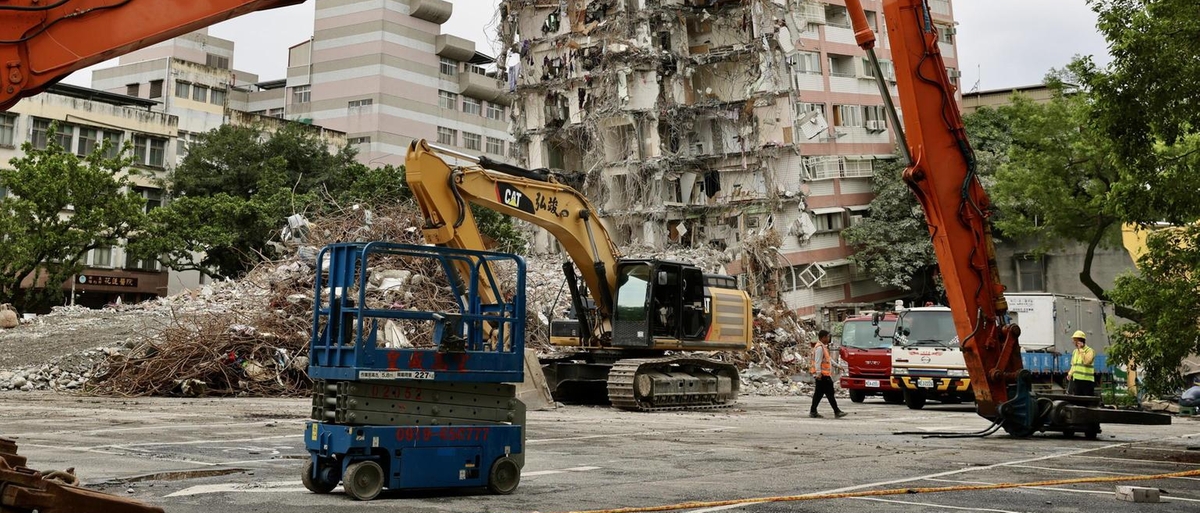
[{"x1": 0, "y1": 0, "x2": 304, "y2": 110}]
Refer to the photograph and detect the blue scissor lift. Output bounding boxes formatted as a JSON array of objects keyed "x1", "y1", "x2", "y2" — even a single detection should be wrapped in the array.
[{"x1": 303, "y1": 242, "x2": 527, "y2": 500}]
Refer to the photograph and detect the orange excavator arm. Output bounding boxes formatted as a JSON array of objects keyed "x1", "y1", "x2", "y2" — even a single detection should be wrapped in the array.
[
  {"x1": 847, "y1": 0, "x2": 1017, "y2": 417},
  {"x1": 844, "y1": 0, "x2": 1169, "y2": 436},
  {"x1": 0, "y1": 0, "x2": 304, "y2": 111}
]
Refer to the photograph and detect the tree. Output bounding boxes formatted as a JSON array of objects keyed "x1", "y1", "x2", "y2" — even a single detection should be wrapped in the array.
[
  {"x1": 1106, "y1": 225, "x2": 1200, "y2": 397},
  {"x1": 980, "y1": 76, "x2": 1139, "y2": 320},
  {"x1": 842, "y1": 158, "x2": 940, "y2": 298},
  {"x1": 0, "y1": 124, "x2": 147, "y2": 312},
  {"x1": 137, "y1": 124, "x2": 367, "y2": 279}
]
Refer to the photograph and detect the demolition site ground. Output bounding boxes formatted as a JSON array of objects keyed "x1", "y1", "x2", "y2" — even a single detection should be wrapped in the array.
[{"x1": 4, "y1": 392, "x2": 1199, "y2": 513}]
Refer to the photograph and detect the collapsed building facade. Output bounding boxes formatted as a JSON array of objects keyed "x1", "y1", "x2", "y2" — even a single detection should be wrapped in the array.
[{"x1": 496, "y1": 0, "x2": 960, "y2": 317}]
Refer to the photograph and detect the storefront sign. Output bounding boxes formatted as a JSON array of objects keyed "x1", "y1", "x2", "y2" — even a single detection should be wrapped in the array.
[{"x1": 78, "y1": 275, "x2": 138, "y2": 287}]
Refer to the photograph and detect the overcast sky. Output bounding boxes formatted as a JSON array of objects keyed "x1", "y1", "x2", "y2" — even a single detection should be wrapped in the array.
[{"x1": 64, "y1": 0, "x2": 1113, "y2": 92}]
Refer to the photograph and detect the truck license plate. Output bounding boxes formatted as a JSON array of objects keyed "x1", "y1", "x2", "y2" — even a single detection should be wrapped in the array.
[
  {"x1": 865, "y1": 380, "x2": 880, "y2": 388},
  {"x1": 918, "y1": 378, "x2": 935, "y2": 388}
]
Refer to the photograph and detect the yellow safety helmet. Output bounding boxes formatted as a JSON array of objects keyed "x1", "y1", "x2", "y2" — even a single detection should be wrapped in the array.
[{"x1": 1072, "y1": 330, "x2": 1087, "y2": 340}]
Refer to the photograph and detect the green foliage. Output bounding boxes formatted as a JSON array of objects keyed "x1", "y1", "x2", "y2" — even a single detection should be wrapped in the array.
[
  {"x1": 1075, "y1": 0, "x2": 1200, "y2": 394},
  {"x1": 1106, "y1": 225, "x2": 1200, "y2": 397},
  {"x1": 142, "y1": 124, "x2": 364, "y2": 279},
  {"x1": 0, "y1": 124, "x2": 147, "y2": 312},
  {"x1": 842, "y1": 158, "x2": 938, "y2": 293}
]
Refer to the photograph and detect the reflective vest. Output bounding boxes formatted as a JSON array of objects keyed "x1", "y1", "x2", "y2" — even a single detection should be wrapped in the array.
[
  {"x1": 811, "y1": 344, "x2": 832, "y2": 377},
  {"x1": 1071, "y1": 345, "x2": 1095, "y2": 382}
]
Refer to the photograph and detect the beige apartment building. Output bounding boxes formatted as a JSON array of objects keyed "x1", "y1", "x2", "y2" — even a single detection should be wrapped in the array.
[
  {"x1": 0, "y1": 84, "x2": 178, "y2": 307},
  {"x1": 498, "y1": 0, "x2": 958, "y2": 316}
]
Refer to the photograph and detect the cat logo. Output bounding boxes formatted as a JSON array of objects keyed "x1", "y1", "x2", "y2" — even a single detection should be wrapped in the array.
[
  {"x1": 495, "y1": 183, "x2": 535, "y2": 214},
  {"x1": 503, "y1": 189, "x2": 523, "y2": 208}
]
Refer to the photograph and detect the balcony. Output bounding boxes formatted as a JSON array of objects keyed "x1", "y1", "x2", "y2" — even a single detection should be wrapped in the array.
[
  {"x1": 436, "y1": 34, "x2": 475, "y2": 62},
  {"x1": 459, "y1": 70, "x2": 508, "y2": 105},
  {"x1": 411, "y1": 0, "x2": 452, "y2": 24}
]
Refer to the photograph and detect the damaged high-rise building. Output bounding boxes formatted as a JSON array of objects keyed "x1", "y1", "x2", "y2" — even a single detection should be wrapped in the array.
[{"x1": 496, "y1": 0, "x2": 959, "y2": 317}]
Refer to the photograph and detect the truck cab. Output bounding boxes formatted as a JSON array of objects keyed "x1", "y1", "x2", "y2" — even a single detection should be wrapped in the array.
[
  {"x1": 837, "y1": 313, "x2": 902, "y2": 404},
  {"x1": 890, "y1": 306, "x2": 975, "y2": 409}
]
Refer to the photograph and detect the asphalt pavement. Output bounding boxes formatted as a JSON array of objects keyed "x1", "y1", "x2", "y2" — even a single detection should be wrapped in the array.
[{"x1": 3, "y1": 392, "x2": 1198, "y2": 512}]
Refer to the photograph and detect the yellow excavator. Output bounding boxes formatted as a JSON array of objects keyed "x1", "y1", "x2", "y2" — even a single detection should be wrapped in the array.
[{"x1": 405, "y1": 140, "x2": 753, "y2": 411}]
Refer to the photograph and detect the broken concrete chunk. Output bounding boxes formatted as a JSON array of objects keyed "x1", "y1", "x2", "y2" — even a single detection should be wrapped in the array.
[{"x1": 1115, "y1": 486, "x2": 1160, "y2": 503}]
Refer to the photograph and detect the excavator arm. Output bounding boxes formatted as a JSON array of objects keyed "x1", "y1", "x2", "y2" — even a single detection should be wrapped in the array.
[
  {"x1": 0, "y1": 0, "x2": 304, "y2": 111},
  {"x1": 405, "y1": 140, "x2": 621, "y2": 335},
  {"x1": 846, "y1": 0, "x2": 1169, "y2": 435}
]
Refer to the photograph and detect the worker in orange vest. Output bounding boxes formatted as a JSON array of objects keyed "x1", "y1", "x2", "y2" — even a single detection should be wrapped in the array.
[{"x1": 810, "y1": 330, "x2": 847, "y2": 418}]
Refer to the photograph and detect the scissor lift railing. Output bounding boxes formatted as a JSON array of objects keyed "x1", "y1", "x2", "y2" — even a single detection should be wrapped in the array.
[{"x1": 309, "y1": 242, "x2": 525, "y2": 383}]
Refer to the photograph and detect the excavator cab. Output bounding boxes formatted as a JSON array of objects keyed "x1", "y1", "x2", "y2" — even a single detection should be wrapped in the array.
[{"x1": 612, "y1": 260, "x2": 707, "y2": 347}]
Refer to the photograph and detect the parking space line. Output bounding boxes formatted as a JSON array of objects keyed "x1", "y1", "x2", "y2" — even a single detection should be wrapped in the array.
[
  {"x1": 930, "y1": 477, "x2": 1200, "y2": 503},
  {"x1": 1072, "y1": 454, "x2": 1200, "y2": 467},
  {"x1": 849, "y1": 496, "x2": 1020, "y2": 512}
]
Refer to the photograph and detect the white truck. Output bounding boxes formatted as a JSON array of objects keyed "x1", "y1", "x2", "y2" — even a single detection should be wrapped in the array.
[{"x1": 890, "y1": 295, "x2": 1111, "y2": 409}]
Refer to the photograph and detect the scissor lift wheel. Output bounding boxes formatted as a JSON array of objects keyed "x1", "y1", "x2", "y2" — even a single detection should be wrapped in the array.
[
  {"x1": 488, "y1": 457, "x2": 521, "y2": 495},
  {"x1": 301, "y1": 459, "x2": 339, "y2": 494},
  {"x1": 344, "y1": 460, "x2": 385, "y2": 501}
]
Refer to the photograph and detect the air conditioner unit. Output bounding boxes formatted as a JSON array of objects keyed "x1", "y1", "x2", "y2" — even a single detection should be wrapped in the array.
[
  {"x1": 947, "y1": 69, "x2": 962, "y2": 79},
  {"x1": 866, "y1": 120, "x2": 885, "y2": 131},
  {"x1": 943, "y1": 26, "x2": 957, "y2": 36},
  {"x1": 850, "y1": 214, "x2": 865, "y2": 226}
]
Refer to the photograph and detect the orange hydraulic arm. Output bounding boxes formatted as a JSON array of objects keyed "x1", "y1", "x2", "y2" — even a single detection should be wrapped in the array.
[
  {"x1": 846, "y1": 0, "x2": 1020, "y2": 418},
  {"x1": 0, "y1": 0, "x2": 304, "y2": 111},
  {"x1": 405, "y1": 140, "x2": 622, "y2": 338}
]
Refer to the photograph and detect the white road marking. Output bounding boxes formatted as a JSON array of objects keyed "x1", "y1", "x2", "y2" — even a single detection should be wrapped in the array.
[
  {"x1": 686, "y1": 504, "x2": 751, "y2": 513},
  {"x1": 528, "y1": 427, "x2": 733, "y2": 443},
  {"x1": 849, "y1": 496, "x2": 1020, "y2": 512},
  {"x1": 88, "y1": 435, "x2": 296, "y2": 450},
  {"x1": 1072, "y1": 454, "x2": 1200, "y2": 467},
  {"x1": 163, "y1": 466, "x2": 602, "y2": 497},
  {"x1": 930, "y1": 477, "x2": 1200, "y2": 503}
]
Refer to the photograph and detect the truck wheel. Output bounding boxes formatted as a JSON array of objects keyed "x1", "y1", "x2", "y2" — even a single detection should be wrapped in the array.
[
  {"x1": 343, "y1": 460, "x2": 384, "y2": 501},
  {"x1": 488, "y1": 457, "x2": 521, "y2": 495},
  {"x1": 904, "y1": 389, "x2": 926, "y2": 410},
  {"x1": 883, "y1": 392, "x2": 904, "y2": 404},
  {"x1": 301, "y1": 459, "x2": 338, "y2": 494},
  {"x1": 849, "y1": 390, "x2": 866, "y2": 403}
]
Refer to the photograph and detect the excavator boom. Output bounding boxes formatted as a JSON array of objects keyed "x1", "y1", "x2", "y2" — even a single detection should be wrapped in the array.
[
  {"x1": 845, "y1": 0, "x2": 1168, "y2": 435},
  {"x1": 0, "y1": 0, "x2": 304, "y2": 111}
]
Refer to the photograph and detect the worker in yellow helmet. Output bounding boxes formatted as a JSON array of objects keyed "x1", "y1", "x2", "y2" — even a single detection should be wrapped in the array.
[{"x1": 1066, "y1": 330, "x2": 1096, "y2": 397}]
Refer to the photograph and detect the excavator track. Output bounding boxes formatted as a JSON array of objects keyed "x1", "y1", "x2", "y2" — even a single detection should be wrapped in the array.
[{"x1": 606, "y1": 356, "x2": 740, "y2": 411}]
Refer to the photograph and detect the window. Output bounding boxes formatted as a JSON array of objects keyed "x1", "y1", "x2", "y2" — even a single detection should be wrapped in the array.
[
  {"x1": 833, "y1": 104, "x2": 863, "y2": 127},
  {"x1": 348, "y1": 136, "x2": 371, "y2": 145},
  {"x1": 463, "y1": 132, "x2": 481, "y2": 151},
  {"x1": 1015, "y1": 256, "x2": 1045, "y2": 292},
  {"x1": 149, "y1": 138, "x2": 166, "y2": 167},
  {"x1": 141, "y1": 188, "x2": 164, "y2": 212},
  {"x1": 463, "y1": 97, "x2": 482, "y2": 116},
  {"x1": 148, "y1": 80, "x2": 163, "y2": 99},
  {"x1": 439, "y1": 57, "x2": 457, "y2": 76},
  {"x1": 936, "y1": 23, "x2": 955, "y2": 45},
  {"x1": 824, "y1": 4, "x2": 851, "y2": 28},
  {"x1": 946, "y1": 67, "x2": 960, "y2": 86},
  {"x1": 192, "y1": 85, "x2": 208, "y2": 102},
  {"x1": 863, "y1": 105, "x2": 887, "y2": 131},
  {"x1": 206, "y1": 53, "x2": 230, "y2": 70},
  {"x1": 486, "y1": 102, "x2": 505, "y2": 121},
  {"x1": 486, "y1": 136, "x2": 504, "y2": 155},
  {"x1": 438, "y1": 90, "x2": 458, "y2": 110},
  {"x1": 31, "y1": 118, "x2": 49, "y2": 149},
  {"x1": 436, "y1": 126, "x2": 457, "y2": 146},
  {"x1": 46, "y1": 122, "x2": 73, "y2": 149},
  {"x1": 860, "y1": 58, "x2": 876, "y2": 78},
  {"x1": 0, "y1": 114, "x2": 14, "y2": 146},
  {"x1": 133, "y1": 135, "x2": 148, "y2": 163},
  {"x1": 291, "y1": 85, "x2": 310, "y2": 104},
  {"x1": 790, "y1": 51, "x2": 821, "y2": 75},
  {"x1": 879, "y1": 59, "x2": 896, "y2": 82},
  {"x1": 77, "y1": 128, "x2": 99, "y2": 156},
  {"x1": 210, "y1": 88, "x2": 226, "y2": 105},
  {"x1": 815, "y1": 212, "x2": 845, "y2": 232},
  {"x1": 795, "y1": 102, "x2": 826, "y2": 119},
  {"x1": 92, "y1": 246, "x2": 112, "y2": 267},
  {"x1": 828, "y1": 54, "x2": 855, "y2": 77},
  {"x1": 348, "y1": 98, "x2": 373, "y2": 108},
  {"x1": 267, "y1": 108, "x2": 284, "y2": 118},
  {"x1": 126, "y1": 83, "x2": 140, "y2": 97},
  {"x1": 102, "y1": 131, "x2": 122, "y2": 158},
  {"x1": 177, "y1": 131, "x2": 190, "y2": 156},
  {"x1": 175, "y1": 81, "x2": 190, "y2": 98}
]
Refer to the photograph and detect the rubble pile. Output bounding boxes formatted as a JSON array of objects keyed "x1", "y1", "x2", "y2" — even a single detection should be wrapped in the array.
[{"x1": 0, "y1": 344, "x2": 126, "y2": 392}]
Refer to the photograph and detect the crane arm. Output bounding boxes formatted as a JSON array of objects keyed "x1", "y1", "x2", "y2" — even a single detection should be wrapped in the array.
[
  {"x1": 0, "y1": 0, "x2": 304, "y2": 111},
  {"x1": 847, "y1": 0, "x2": 1019, "y2": 418},
  {"x1": 405, "y1": 140, "x2": 622, "y2": 323}
]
